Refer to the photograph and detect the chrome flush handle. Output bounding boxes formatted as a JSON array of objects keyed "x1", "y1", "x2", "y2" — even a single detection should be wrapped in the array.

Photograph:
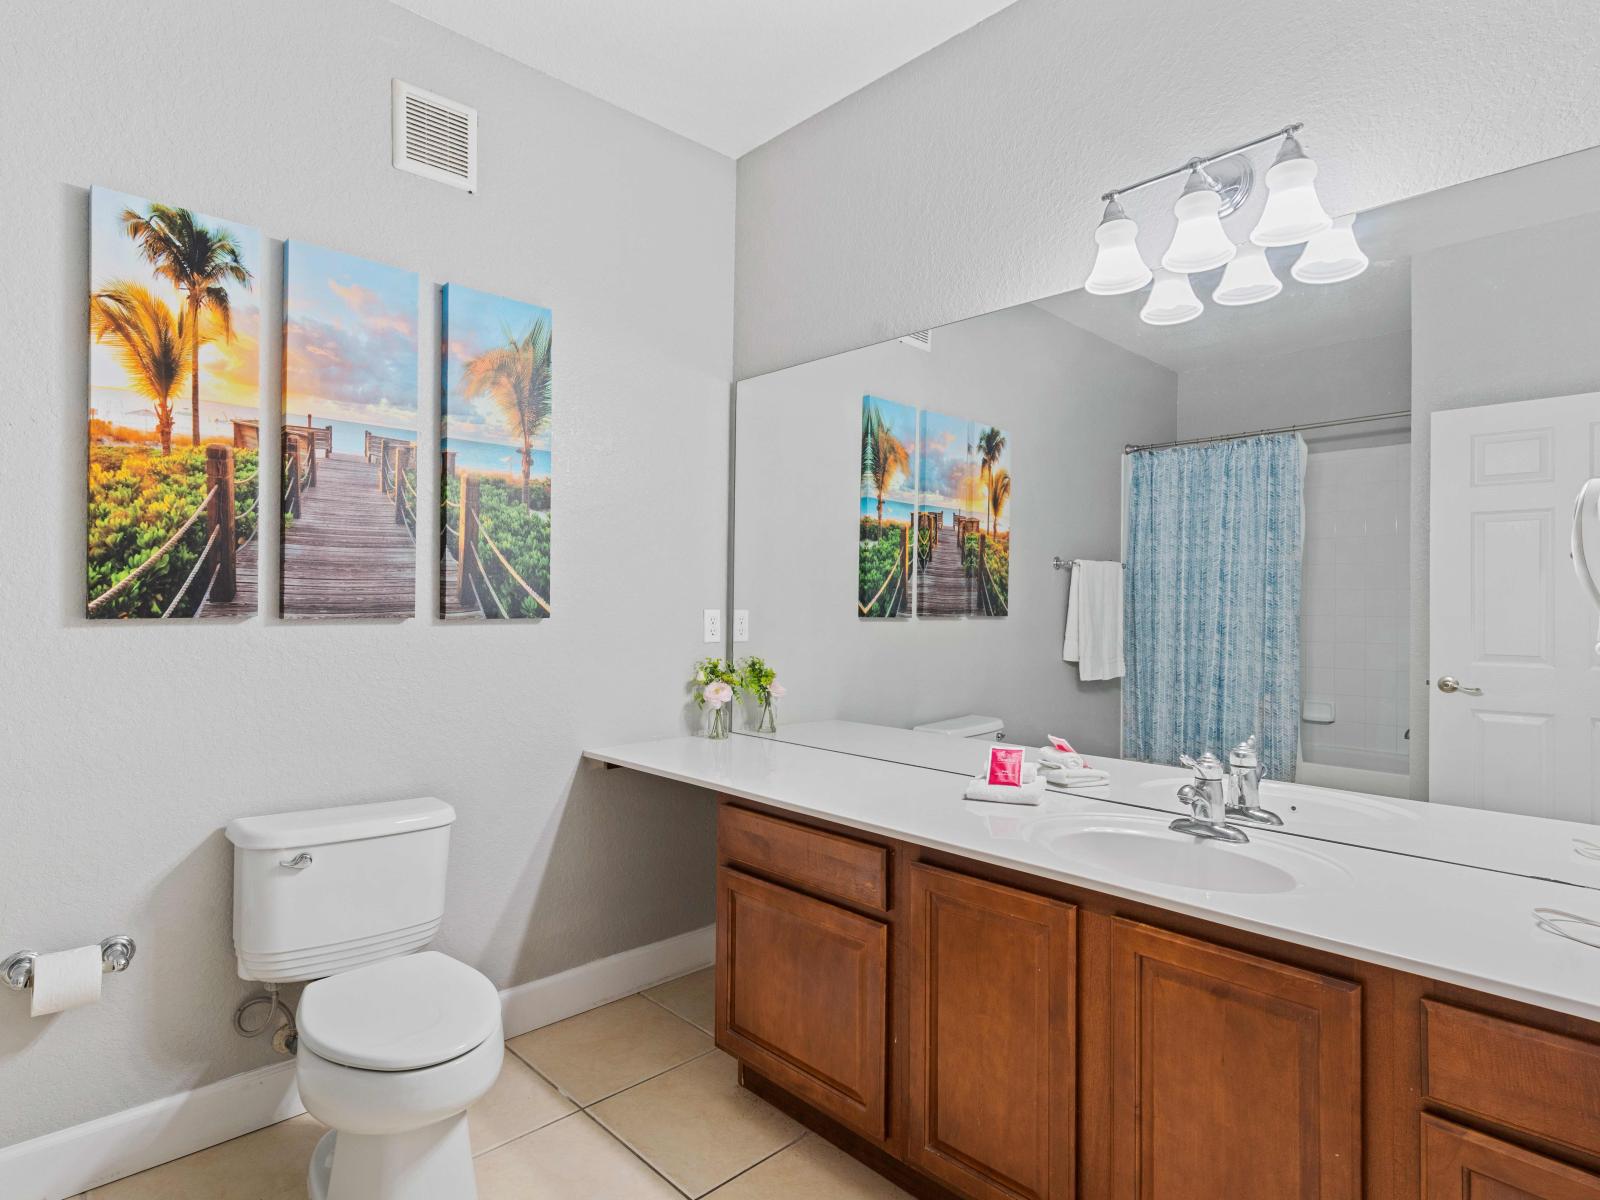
[
  {"x1": 1436, "y1": 676, "x2": 1483, "y2": 696},
  {"x1": 280, "y1": 852, "x2": 314, "y2": 869}
]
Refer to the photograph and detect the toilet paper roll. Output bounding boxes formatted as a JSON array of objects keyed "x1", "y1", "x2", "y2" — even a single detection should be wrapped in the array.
[{"x1": 30, "y1": 945, "x2": 103, "y2": 1017}]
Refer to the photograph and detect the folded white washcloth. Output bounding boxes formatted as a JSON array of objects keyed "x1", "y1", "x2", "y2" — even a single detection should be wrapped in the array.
[
  {"x1": 1042, "y1": 764, "x2": 1111, "y2": 788},
  {"x1": 1039, "y1": 746, "x2": 1088, "y2": 769},
  {"x1": 964, "y1": 776, "x2": 1048, "y2": 805}
]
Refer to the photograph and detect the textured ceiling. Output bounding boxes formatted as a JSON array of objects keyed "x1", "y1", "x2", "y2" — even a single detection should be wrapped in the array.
[{"x1": 390, "y1": 0, "x2": 1023, "y2": 157}]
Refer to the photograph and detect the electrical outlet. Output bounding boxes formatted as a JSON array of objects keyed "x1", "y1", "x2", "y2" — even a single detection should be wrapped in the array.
[
  {"x1": 733, "y1": 609, "x2": 750, "y2": 642},
  {"x1": 703, "y1": 609, "x2": 722, "y2": 643}
]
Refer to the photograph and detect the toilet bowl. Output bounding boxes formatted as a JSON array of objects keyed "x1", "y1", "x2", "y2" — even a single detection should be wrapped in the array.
[{"x1": 296, "y1": 951, "x2": 503, "y2": 1200}]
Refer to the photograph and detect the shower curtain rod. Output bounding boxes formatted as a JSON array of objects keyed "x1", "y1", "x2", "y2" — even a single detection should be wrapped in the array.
[{"x1": 1123, "y1": 409, "x2": 1411, "y2": 454}]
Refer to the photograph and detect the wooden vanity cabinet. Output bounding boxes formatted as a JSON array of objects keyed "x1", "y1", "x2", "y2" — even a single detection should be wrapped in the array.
[
  {"x1": 1109, "y1": 919, "x2": 1362, "y2": 1200},
  {"x1": 1422, "y1": 1117, "x2": 1600, "y2": 1199},
  {"x1": 905, "y1": 864, "x2": 1077, "y2": 1200}
]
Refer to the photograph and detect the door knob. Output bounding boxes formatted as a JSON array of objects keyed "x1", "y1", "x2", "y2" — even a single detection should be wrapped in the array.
[{"x1": 1436, "y1": 676, "x2": 1483, "y2": 696}]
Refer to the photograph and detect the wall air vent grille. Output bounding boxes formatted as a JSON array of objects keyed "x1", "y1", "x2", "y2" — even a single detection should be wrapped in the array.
[
  {"x1": 898, "y1": 329, "x2": 933, "y2": 351},
  {"x1": 392, "y1": 80, "x2": 476, "y2": 193}
]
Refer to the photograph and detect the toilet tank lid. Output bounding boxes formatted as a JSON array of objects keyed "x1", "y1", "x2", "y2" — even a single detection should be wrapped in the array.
[
  {"x1": 913, "y1": 715, "x2": 1005, "y2": 738},
  {"x1": 225, "y1": 797, "x2": 455, "y2": 851}
]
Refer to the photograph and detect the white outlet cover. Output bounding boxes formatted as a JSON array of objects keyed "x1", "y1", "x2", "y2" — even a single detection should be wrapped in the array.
[
  {"x1": 704, "y1": 609, "x2": 722, "y2": 642},
  {"x1": 733, "y1": 610, "x2": 750, "y2": 642}
]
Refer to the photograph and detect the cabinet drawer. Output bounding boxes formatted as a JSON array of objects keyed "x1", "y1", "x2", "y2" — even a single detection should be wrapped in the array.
[
  {"x1": 1423, "y1": 1000, "x2": 1600, "y2": 1156},
  {"x1": 719, "y1": 803, "x2": 889, "y2": 912},
  {"x1": 1423, "y1": 1115, "x2": 1600, "y2": 1199},
  {"x1": 717, "y1": 867, "x2": 889, "y2": 1139}
]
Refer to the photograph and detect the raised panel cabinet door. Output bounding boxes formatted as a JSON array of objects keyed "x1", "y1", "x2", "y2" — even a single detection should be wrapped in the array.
[
  {"x1": 1423, "y1": 1116, "x2": 1600, "y2": 1199},
  {"x1": 907, "y1": 864, "x2": 1077, "y2": 1200},
  {"x1": 1111, "y1": 920, "x2": 1361, "y2": 1200},
  {"x1": 716, "y1": 867, "x2": 889, "y2": 1138}
]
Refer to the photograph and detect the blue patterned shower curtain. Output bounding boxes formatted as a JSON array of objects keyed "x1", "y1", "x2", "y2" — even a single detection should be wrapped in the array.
[{"x1": 1122, "y1": 433, "x2": 1305, "y2": 780}]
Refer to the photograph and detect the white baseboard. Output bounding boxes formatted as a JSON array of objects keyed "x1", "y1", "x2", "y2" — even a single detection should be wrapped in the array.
[
  {"x1": 1, "y1": 1059, "x2": 305, "y2": 1200},
  {"x1": 499, "y1": 922, "x2": 715, "y2": 1039},
  {"x1": 0, "y1": 924, "x2": 715, "y2": 1200}
]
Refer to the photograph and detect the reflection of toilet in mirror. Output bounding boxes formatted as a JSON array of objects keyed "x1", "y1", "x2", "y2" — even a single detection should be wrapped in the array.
[
  {"x1": 912, "y1": 714, "x2": 1006, "y2": 740},
  {"x1": 226, "y1": 798, "x2": 502, "y2": 1200}
]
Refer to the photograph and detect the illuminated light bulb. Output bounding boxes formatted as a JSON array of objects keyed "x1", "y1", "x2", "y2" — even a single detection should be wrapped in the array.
[
  {"x1": 1213, "y1": 241, "x2": 1283, "y2": 306},
  {"x1": 1251, "y1": 133, "x2": 1332, "y2": 247},
  {"x1": 1085, "y1": 198, "x2": 1152, "y2": 296},
  {"x1": 1161, "y1": 169, "x2": 1237, "y2": 274},
  {"x1": 1291, "y1": 214, "x2": 1369, "y2": 284},
  {"x1": 1141, "y1": 269, "x2": 1204, "y2": 326}
]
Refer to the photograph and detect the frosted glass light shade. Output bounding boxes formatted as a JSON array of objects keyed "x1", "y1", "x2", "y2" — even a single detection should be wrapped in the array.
[
  {"x1": 1085, "y1": 200, "x2": 1152, "y2": 296},
  {"x1": 1140, "y1": 269, "x2": 1204, "y2": 326},
  {"x1": 1213, "y1": 242, "x2": 1282, "y2": 306},
  {"x1": 1291, "y1": 214, "x2": 1368, "y2": 284},
  {"x1": 1251, "y1": 136, "x2": 1332, "y2": 247},
  {"x1": 1161, "y1": 180, "x2": 1237, "y2": 274}
]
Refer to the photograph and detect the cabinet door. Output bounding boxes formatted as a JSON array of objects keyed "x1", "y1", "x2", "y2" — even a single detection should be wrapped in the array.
[
  {"x1": 1111, "y1": 920, "x2": 1361, "y2": 1200},
  {"x1": 1423, "y1": 1116, "x2": 1600, "y2": 1199},
  {"x1": 716, "y1": 867, "x2": 888, "y2": 1138},
  {"x1": 907, "y1": 864, "x2": 1077, "y2": 1200}
]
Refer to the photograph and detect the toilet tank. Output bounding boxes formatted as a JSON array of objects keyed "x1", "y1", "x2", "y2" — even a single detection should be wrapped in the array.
[{"x1": 225, "y1": 797, "x2": 455, "y2": 982}]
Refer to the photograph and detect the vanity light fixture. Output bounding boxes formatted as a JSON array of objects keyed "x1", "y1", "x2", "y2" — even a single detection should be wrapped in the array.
[
  {"x1": 1084, "y1": 198, "x2": 1152, "y2": 296},
  {"x1": 1160, "y1": 166, "x2": 1239, "y2": 274},
  {"x1": 1212, "y1": 241, "x2": 1283, "y2": 306},
  {"x1": 1250, "y1": 132, "x2": 1332, "y2": 247},
  {"x1": 1290, "y1": 213, "x2": 1369, "y2": 284},
  {"x1": 1140, "y1": 269, "x2": 1204, "y2": 326}
]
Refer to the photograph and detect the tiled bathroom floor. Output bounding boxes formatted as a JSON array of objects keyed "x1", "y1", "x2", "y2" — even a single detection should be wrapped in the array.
[{"x1": 76, "y1": 969, "x2": 910, "y2": 1199}]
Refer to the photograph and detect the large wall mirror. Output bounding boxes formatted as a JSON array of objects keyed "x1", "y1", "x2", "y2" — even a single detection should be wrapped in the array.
[{"x1": 731, "y1": 144, "x2": 1600, "y2": 887}]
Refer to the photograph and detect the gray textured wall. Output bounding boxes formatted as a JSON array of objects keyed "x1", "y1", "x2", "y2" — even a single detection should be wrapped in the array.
[
  {"x1": 0, "y1": 0, "x2": 732, "y2": 1146},
  {"x1": 733, "y1": 302, "x2": 1175, "y2": 753}
]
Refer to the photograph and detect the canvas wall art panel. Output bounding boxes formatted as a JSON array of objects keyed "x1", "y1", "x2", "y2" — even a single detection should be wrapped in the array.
[
  {"x1": 439, "y1": 283, "x2": 553, "y2": 619},
  {"x1": 915, "y1": 412, "x2": 1010, "y2": 617},
  {"x1": 87, "y1": 186, "x2": 262, "y2": 619},
  {"x1": 858, "y1": 395, "x2": 918, "y2": 618},
  {"x1": 280, "y1": 241, "x2": 419, "y2": 619}
]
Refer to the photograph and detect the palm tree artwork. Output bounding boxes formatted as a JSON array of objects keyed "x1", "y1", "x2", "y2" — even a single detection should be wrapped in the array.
[
  {"x1": 977, "y1": 426, "x2": 1007, "y2": 533},
  {"x1": 462, "y1": 317, "x2": 553, "y2": 507},
  {"x1": 89, "y1": 283, "x2": 194, "y2": 456},
  {"x1": 861, "y1": 399, "x2": 911, "y2": 525},
  {"x1": 989, "y1": 466, "x2": 1012, "y2": 533},
  {"x1": 120, "y1": 204, "x2": 253, "y2": 450}
]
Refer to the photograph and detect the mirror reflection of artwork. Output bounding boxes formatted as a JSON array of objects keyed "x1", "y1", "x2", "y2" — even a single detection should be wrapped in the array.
[
  {"x1": 86, "y1": 186, "x2": 262, "y2": 620},
  {"x1": 280, "y1": 241, "x2": 419, "y2": 620},
  {"x1": 858, "y1": 395, "x2": 917, "y2": 617},
  {"x1": 916, "y1": 412, "x2": 1010, "y2": 617},
  {"x1": 439, "y1": 284, "x2": 553, "y2": 620}
]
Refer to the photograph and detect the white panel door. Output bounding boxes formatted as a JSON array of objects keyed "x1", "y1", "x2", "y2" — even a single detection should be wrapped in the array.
[{"x1": 1430, "y1": 393, "x2": 1600, "y2": 820}]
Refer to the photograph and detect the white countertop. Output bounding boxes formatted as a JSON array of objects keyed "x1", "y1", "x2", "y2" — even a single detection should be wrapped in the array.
[
  {"x1": 750, "y1": 721, "x2": 1600, "y2": 891},
  {"x1": 585, "y1": 729, "x2": 1600, "y2": 1024}
]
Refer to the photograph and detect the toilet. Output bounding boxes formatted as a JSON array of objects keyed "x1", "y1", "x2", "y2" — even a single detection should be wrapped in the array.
[
  {"x1": 911, "y1": 714, "x2": 1006, "y2": 740},
  {"x1": 225, "y1": 797, "x2": 502, "y2": 1200}
]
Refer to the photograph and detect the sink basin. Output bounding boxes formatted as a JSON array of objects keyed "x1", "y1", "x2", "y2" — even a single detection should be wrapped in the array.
[
  {"x1": 1030, "y1": 814, "x2": 1352, "y2": 895},
  {"x1": 1136, "y1": 777, "x2": 1418, "y2": 828}
]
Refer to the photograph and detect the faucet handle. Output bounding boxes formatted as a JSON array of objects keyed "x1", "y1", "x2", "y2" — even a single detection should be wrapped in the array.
[
  {"x1": 1229, "y1": 736, "x2": 1259, "y2": 768},
  {"x1": 1180, "y1": 752, "x2": 1225, "y2": 781}
]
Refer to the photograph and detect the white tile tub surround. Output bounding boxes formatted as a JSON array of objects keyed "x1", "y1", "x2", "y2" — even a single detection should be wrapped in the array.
[{"x1": 1300, "y1": 443, "x2": 1411, "y2": 775}]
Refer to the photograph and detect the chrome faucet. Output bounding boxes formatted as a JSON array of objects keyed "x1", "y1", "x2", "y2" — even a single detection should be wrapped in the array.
[
  {"x1": 1170, "y1": 753, "x2": 1250, "y2": 843},
  {"x1": 1225, "y1": 736, "x2": 1283, "y2": 826}
]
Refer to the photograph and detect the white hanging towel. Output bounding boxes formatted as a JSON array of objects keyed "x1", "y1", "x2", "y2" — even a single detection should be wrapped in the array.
[{"x1": 1062, "y1": 560, "x2": 1124, "y2": 680}]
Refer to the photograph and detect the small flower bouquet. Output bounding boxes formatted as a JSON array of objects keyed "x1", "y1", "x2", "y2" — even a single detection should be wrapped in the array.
[
  {"x1": 738, "y1": 656, "x2": 786, "y2": 733},
  {"x1": 693, "y1": 657, "x2": 741, "y2": 739}
]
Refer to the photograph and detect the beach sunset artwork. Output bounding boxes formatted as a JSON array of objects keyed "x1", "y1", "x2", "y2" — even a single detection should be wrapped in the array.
[
  {"x1": 439, "y1": 284, "x2": 553, "y2": 619},
  {"x1": 916, "y1": 411, "x2": 1010, "y2": 617},
  {"x1": 858, "y1": 395, "x2": 918, "y2": 618},
  {"x1": 281, "y1": 241, "x2": 419, "y2": 619},
  {"x1": 87, "y1": 186, "x2": 261, "y2": 619}
]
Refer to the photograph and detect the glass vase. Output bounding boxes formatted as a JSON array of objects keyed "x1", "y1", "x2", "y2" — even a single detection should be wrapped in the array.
[
  {"x1": 706, "y1": 705, "x2": 731, "y2": 740},
  {"x1": 756, "y1": 699, "x2": 778, "y2": 734}
]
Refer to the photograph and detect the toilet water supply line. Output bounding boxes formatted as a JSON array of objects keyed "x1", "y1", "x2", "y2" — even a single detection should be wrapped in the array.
[{"x1": 235, "y1": 982, "x2": 298, "y2": 1055}]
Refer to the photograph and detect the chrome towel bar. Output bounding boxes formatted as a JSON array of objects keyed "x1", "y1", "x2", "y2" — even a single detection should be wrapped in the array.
[{"x1": 2, "y1": 936, "x2": 136, "y2": 991}]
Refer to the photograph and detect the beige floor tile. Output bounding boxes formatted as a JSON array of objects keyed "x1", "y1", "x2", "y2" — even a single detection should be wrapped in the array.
[
  {"x1": 86, "y1": 1113, "x2": 325, "y2": 1200},
  {"x1": 507, "y1": 994, "x2": 712, "y2": 1105},
  {"x1": 703, "y1": 1133, "x2": 914, "y2": 1199},
  {"x1": 470, "y1": 1050, "x2": 578, "y2": 1155},
  {"x1": 476, "y1": 1111, "x2": 680, "y2": 1199},
  {"x1": 590, "y1": 1051, "x2": 802, "y2": 1197},
  {"x1": 643, "y1": 967, "x2": 715, "y2": 1033}
]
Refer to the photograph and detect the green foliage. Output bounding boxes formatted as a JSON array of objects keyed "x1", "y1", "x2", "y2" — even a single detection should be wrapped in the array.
[
  {"x1": 88, "y1": 446, "x2": 259, "y2": 618},
  {"x1": 737, "y1": 655, "x2": 778, "y2": 702},
  {"x1": 859, "y1": 535, "x2": 905, "y2": 617},
  {"x1": 449, "y1": 476, "x2": 551, "y2": 618},
  {"x1": 692, "y1": 656, "x2": 741, "y2": 707}
]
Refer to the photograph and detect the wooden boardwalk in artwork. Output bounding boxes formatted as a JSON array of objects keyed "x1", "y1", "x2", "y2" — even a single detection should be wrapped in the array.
[
  {"x1": 917, "y1": 523, "x2": 975, "y2": 616},
  {"x1": 199, "y1": 450, "x2": 482, "y2": 620}
]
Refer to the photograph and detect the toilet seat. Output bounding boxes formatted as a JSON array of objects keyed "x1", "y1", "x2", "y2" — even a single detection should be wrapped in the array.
[{"x1": 298, "y1": 951, "x2": 500, "y2": 1071}]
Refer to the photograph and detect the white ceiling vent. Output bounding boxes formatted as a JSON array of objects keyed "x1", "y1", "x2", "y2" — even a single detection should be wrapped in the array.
[
  {"x1": 392, "y1": 80, "x2": 477, "y2": 193},
  {"x1": 898, "y1": 329, "x2": 933, "y2": 351}
]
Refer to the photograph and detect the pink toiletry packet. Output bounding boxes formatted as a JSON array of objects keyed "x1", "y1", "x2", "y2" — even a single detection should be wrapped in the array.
[
  {"x1": 1048, "y1": 735, "x2": 1075, "y2": 753},
  {"x1": 987, "y1": 745, "x2": 1024, "y2": 787}
]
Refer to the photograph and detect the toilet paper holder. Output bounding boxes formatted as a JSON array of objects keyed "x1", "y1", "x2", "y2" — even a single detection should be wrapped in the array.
[{"x1": 1, "y1": 936, "x2": 136, "y2": 992}]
